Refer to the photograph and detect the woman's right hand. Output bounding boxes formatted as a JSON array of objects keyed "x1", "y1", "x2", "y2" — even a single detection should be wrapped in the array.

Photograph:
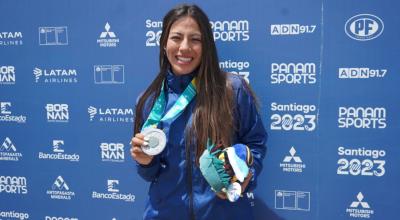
[{"x1": 130, "y1": 133, "x2": 154, "y2": 165}]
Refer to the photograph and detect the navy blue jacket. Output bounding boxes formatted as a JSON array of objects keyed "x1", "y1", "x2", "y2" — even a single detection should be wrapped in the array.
[{"x1": 136, "y1": 70, "x2": 267, "y2": 220}]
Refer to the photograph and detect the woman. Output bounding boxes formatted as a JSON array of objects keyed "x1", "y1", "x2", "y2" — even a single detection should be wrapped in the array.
[{"x1": 131, "y1": 4, "x2": 267, "y2": 220}]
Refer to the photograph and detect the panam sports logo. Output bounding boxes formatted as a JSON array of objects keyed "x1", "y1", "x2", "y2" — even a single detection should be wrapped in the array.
[
  {"x1": 211, "y1": 20, "x2": 249, "y2": 41},
  {"x1": 345, "y1": 14, "x2": 384, "y2": 41}
]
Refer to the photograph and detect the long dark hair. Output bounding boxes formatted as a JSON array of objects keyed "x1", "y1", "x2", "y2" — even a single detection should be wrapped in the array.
[{"x1": 134, "y1": 4, "x2": 234, "y2": 164}]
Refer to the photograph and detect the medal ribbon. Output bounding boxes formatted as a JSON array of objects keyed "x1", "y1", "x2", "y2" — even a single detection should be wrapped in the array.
[{"x1": 142, "y1": 78, "x2": 197, "y2": 131}]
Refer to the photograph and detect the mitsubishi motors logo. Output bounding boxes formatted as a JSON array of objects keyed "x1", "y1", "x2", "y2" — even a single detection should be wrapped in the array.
[
  {"x1": 283, "y1": 147, "x2": 302, "y2": 163},
  {"x1": 346, "y1": 192, "x2": 374, "y2": 218},
  {"x1": 350, "y1": 192, "x2": 370, "y2": 209},
  {"x1": 97, "y1": 22, "x2": 119, "y2": 47},
  {"x1": 280, "y1": 146, "x2": 305, "y2": 173}
]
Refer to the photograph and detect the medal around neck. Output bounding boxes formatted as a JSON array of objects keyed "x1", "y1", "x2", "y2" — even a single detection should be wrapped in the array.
[{"x1": 141, "y1": 127, "x2": 167, "y2": 156}]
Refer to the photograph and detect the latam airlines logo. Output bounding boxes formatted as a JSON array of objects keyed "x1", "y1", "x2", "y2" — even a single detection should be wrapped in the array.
[
  {"x1": 0, "y1": 31, "x2": 23, "y2": 46},
  {"x1": 46, "y1": 176, "x2": 75, "y2": 200},
  {"x1": 92, "y1": 179, "x2": 135, "y2": 202},
  {"x1": 280, "y1": 147, "x2": 305, "y2": 173},
  {"x1": 46, "y1": 104, "x2": 69, "y2": 122},
  {"x1": 97, "y1": 22, "x2": 119, "y2": 47},
  {"x1": 0, "y1": 102, "x2": 27, "y2": 123},
  {"x1": 38, "y1": 140, "x2": 80, "y2": 162},
  {"x1": 271, "y1": 24, "x2": 316, "y2": 35},
  {"x1": 39, "y1": 27, "x2": 68, "y2": 45},
  {"x1": 33, "y1": 67, "x2": 78, "y2": 84},
  {"x1": 210, "y1": 20, "x2": 249, "y2": 41},
  {"x1": 88, "y1": 106, "x2": 133, "y2": 123},
  {"x1": 346, "y1": 192, "x2": 374, "y2": 218},
  {"x1": 345, "y1": 14, "x2": 384, "y2": 41},
  {"x1": 0, "y1": 176, "x2": 28, "y2": 194},
  {"x1": 0, "y1": 137, "x2": 23, "y2": 161},
  {"x1": 0, "y1": 66, "x2": 16, "y2": 84},
  {"x1": 100, "y1": 143, "x2": 125, "y2": 163}
]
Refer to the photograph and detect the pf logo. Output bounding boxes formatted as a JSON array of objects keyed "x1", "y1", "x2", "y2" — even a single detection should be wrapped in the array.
[{"x1": 345, "y1": 14, "x2": 384, "y2": 41}]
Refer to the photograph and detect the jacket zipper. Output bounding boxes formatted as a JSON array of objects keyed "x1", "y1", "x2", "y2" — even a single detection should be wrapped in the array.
[{"x1": 186, "y1": 143, "x2": 195, "y2": 220}]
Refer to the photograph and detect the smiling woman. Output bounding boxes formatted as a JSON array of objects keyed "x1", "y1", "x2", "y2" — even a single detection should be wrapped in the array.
[
  {"x1": 130, "y1": 3, "x2": 267, "y2": 220},
  {"x1": 165, "y1": 16, "x2": 202, "y2": 75}
]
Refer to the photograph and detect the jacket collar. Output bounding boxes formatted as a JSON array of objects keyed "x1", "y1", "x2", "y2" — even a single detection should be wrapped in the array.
[{"x1": 166, "y1": 67, "x2": 197, "y2": 94}]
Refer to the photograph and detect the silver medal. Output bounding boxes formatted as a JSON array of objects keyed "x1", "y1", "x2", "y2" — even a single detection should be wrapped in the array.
[{"x1": 141, "y1": 127, "x2": 167, "y2": 156}]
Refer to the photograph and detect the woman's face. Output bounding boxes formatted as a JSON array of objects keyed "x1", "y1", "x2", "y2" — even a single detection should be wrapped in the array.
[{"x1": 165, "y1": 16, "x2": 202, "y2": 75}]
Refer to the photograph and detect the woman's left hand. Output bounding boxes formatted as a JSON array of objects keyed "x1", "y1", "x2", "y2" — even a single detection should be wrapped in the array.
[{"x1": 215, "y1": 171, "x2": 253, "y2": 200}]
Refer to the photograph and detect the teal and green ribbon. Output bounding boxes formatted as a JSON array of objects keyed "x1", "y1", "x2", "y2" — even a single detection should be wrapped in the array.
[{"x1": 142, "y1": 78, "x2": 197, "y2": 130}]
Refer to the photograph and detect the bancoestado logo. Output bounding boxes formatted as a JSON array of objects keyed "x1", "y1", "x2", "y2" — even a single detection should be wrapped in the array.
[
  {"x1": 0, "y1": 102, "x2": 27, "y2": 123},
  {"x1": 92, "y1": 180, "x2": 135, "y2": 202},
  {"x1": 46, "y1": 104, "x2": 69, "y2": 123},
  {"x1": 44, "y1": 216, "x2": 78, "y2": 220},
  {"x1": 270, "y1": 102, "x2": 317, "y2": 131},
  {"x1": 88, "y1": 106, "x2": 133, "y2": 123},
  {"x1": 338, "y1": 107, "x2": 386, "y2": 129},
  {"x1": 38, "y1": 140, "x2": 80, "y2": 162},
  {"x1": 0, "y1": 137, "x2": 23, "y2": 161},
  {"x1": 219, "y1": 60, "x2": 250, "y2": 83},
  {"x1": 346, "y1": 192, "x2": 374, "y2": 218},
  {"x1": 337, "y1": 146, "x2": 386, "y2": 177},
  {"x1": 345, "y1": 14, "x2": 384, "y2": 41},
  {"x1": 100, "y1": 143, "x2": 125, "y2": 163},
  {"x1": 0, "y1": 31, "x2": 23, "y2": 46},
  {"x1": 210, "y1": 20, "x2": 249, "y2": 41},
  {"x1": 0, "y1": 66, "x2": 16, "y2": 85},
  {"x1": 0, "y1": 210, "x2": 29, "y2": 220},
  {"x1": 97, "y1": 22, "x2": 119, "y2": 47},
  {"x1": 280, "y1": 146, "x2": 305, "y2": 173},
  {"x1": 46, "y1": 176, "x2": 75, "y2": 200},
  {"x1": 33, "y1": 67, "x2": 78, "y2": 84},
  {"x1": 271, "y1": 62, "x2": 316, "y2": 84},
  {"x1": 0, "y1": 176, "x2": 27, "y2": 194},
  {"x1": 338, "y1": 67, "x2": 387, "y2": 79},
  {"x1": 270, "y1": 24, "x2": 316, "y2": 35}
]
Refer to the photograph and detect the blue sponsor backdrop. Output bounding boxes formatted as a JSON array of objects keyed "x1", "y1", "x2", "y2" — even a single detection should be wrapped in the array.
[{"x1": 0, "y1": 0, "x2": 399, "y2": 219}]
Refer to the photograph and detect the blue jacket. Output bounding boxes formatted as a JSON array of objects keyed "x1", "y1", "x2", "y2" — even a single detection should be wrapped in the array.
[{"x1": 136, "y1": 70, "x2": 267, "y2": 220}]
